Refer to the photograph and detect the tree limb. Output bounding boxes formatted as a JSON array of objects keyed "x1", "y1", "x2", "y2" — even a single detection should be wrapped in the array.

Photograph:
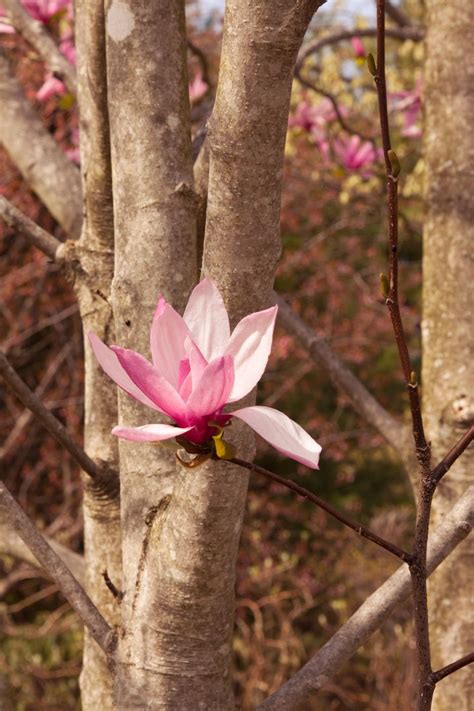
[
  {"x1": 230, "y1": 457, "x2": 412, "y2": 562},
  {"x1": 0, "y1": 351, "x2": 118, "y2": 496},
  {"x1": 385, "y1": 0, "x2": 413, "y2": 27},
  {"x1": 257, "y1": 485, "x2": 473, "y2": 710},
  {"x1": 0, "y1": 479, "x2": 112, "y2": 652},
  {"x1": 1, "y1": 0, "x2": 77, "y2": 93},
  {"x1": 0, "y1": 194, "x2": 62, "y2": 260},
  {"x1": 297, "y1": 25, "x2": 425, "y2": 70},
  {"x1": 0, "y1": 517, "x2": 85, "y2": 586},
  {"x1": 0, "y1": 50, "x2": 82, "y2": 237}
]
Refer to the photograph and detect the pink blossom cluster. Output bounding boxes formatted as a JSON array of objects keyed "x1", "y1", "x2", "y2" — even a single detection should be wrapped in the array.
[
  {"x1": 289, "y1": 97, "x2": 379, "y2": 174},
  {"x1": 389, "y1": 78, "x2": 422, "y2": 139}
]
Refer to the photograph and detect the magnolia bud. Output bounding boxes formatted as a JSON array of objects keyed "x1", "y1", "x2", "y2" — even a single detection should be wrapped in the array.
[
  {"x1": 388, "y1": 149, "x2": 401, "y2": 178},
  {"x1": 367, "y1": 53, "x2": 377, "y2": 76},
  {"x1": 380, "y1": 273, "x2": 390, "y2": 298}
]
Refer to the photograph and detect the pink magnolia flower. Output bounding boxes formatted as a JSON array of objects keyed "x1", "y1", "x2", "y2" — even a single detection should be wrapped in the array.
[
  {"x1": 36, "y1": 72, "x2": 66, "y2": 100},
  {"x1": 22, "y1": 0, "x2": 70, "y2": 23},
  {"x1": 289, "y1": 98, "x2": 347, "y2": 160},
  {"x1": 0, "y1": 0, "x2": 71, "y2": 32},
  {"x1": 390, "y1": 80, "x2": 422, "y2": 139},
  {"x1": 89, "y1": 279, "x2": 321, "y2": 468},
  {"x1": 351, "y1": 37, "x2": 365, "y2": 58},
  {"x1": 333, "y1": 134, "x2": 379, "y2": 173},
  {"x1": 189, "y1": 72, "x2": 208, "y2": 103}
]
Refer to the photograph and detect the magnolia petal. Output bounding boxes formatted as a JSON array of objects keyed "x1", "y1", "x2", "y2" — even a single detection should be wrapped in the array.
[
  {"x1": 111, "y1": 346, "x2": 187, "y2": 424},
  {"x1": 230, "y1": 405, "x2": 321, "y2": 469},
  {"x1": 187, "y1": 338, "x2": 208, "y2": 389},
  {"x1": 112, "y1": 423, "x2": 192, "y2": 442},
  {"x1": 150, "y1": 297, "x2": 192, "y2": 386},
  {"x1": 88, "y1": 333, "x2": 159, "y2": 411},
  {"x1": 183, "y1": 278, "x2": 231, "y2": 361},
  {"x1": 225, "y1": 306, "x2": 278, "y2": 402},
  {"x1": 187, "y1": 355, "x2": 235, "y2": 418}
]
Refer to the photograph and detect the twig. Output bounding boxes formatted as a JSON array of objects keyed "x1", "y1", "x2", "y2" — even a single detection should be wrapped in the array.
[
  {"x1": 1, "y1": 0, "x2": 77, "y2": 94},
  {"x1": 430, "y1": 651, "x2": 474, "y2": 684},
  {"x1": 257, "y1": 486, "x2": 473, "y2": 710},
  {"x1": 432, "y1": 425, "x2": 474, "y2": 484},
  {"x1": 373, "y1": 3, "x2": 434, "y2": 707},
  {"x1": 0, "y1": 479, "x2": 113, "y2": 652},
  {"x1": 0, "y1": 195, "x2": 63, "y2": 261},
  {"x1": 0, "y1": 351, "x2": 99, "y2": 481},
  {"x1": 187, "y1": 37, "x2": 212, "y2": 90},
  {"x1": 229, "y1": 457, "x2": 412, "y2": 562},
  {"x1": 294, "y1": 70, "x2": 375, "y2": 144},
  {"x1": 297, "y1": 26, "x2": 425, "y2": 69},
  {"x1": 384, "y1": 0, "x2": 413, "y2": 28},
  {"x1": 0, "y1": 343, "x2": 71, "y2": 459},
  {"x1": 274, "y1": 292, "x2": 408, "y2": 453}
]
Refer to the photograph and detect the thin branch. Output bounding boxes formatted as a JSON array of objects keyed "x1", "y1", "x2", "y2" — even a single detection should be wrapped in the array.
[
  {"x1": 432, "y1": 425, "x2": 474, "y2": 484},
  {"x1": 230, "y1": 457, "x2": 412, "y2": 562},
  {"x1": 430, "y1": 652, "x2": 474, "y2": 685},
  {"x1": 0, "y1": 351, "x2": 118, "y2": 493},
  {"x1": 294, "y1": 70, "x2": 375, "y2": 144},
  {"x1": 0, "y1": 479, "x2": 112, "y2": 652},
  {"x1": 1, "y1": 0, "x2": 77, "y2": 93},
  {"x1": 385, "y1": 0, "x2": 413, "y2": 27},
  {"x1": 297, "y1": 26, "x2": 425, "y2": 69},
  {"x1": 0, "y1": 195, "x2": 63, "y2": 261},
  {"x1": 0, "y1": 516, "x2": 85, "y2": 586},
  {"x1": 274, "y1": 292, "x2": 408, "y2": 452},
  {"x1": 187, "y1": 37, "x2": 212, "y2": 90},
  {"x1": 373, "y1": 3, "x2": 433, "y2": 707},
  {"x1": 257, "y1": 486, "x2": 473, "y2": 710}
]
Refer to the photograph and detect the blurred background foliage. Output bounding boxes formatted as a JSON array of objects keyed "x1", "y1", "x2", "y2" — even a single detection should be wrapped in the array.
[{"x1": 0, "y1": 0, "x2": 425, "y2": 708}]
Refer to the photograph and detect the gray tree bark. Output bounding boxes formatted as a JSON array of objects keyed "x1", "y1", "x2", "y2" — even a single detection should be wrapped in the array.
[
  {"x1": 423, "y1": 1, "x2": 474, "y2": 708},
  {"x1": 106, "y1": 0, "x2": 324, "y2": 708},
  {"x1": 105, "y1": 0, "x2": 197, "y2": 706},
  {"x1": 74, "y1": 0, "x2": 122, "y2": 707}
]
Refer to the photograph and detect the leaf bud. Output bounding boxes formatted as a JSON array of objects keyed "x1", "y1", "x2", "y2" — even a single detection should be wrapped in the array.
[
  {"x1": 367, "y1": 53, "x2": 377, "y2": 76},
  {"x1": 388, "y1": 149, "x2": 401, "y2": 178},
  {"x1": 380, "y1": 273, "x2": 389, "y2": 298}
]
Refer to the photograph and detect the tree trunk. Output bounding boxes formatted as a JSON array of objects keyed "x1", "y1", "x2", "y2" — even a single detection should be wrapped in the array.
[
  {"x1": 105, "y1": 0, "x2": 324, "y2": 707},
  {"x1": 105, "y1": 0, "x2": 197, "y2": 706},
  {"x1": 75, "y1": 1, "x2": 122, "y2": 707},
  {"x1": 422, "y1": 2, "x2": 474, "y2": 709}
]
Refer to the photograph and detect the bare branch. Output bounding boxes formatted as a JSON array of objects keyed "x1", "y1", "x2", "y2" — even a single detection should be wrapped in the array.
[
  {"x1": 385, "y1": 0, "x2": 413, "y2": 27},
  {"x1": 0, "y1": 194, "x2": 62, "y2": 261},
  {"x1": 0, "y1": 479, "x2": 112, "y2": 652},
  {"x1": 1, "y1": 0, "x2": 77, "y2": 93},
  {"x1": 294, "y1": 70, "x2": 376, "y2": 144},
  {"x1": 297, "y1": 25, "x2": 425, "y2": 69},
  {"x1": 0, "y1": 517, "x2": 85, "y2": 586},
  {"x1": 274, "y1": 293, "x2": 408, "y2": 452},
  {"x1": 257, "y1": 486, "x2": 473, "y2": 710},
  {"x1": 0, "y1": 50, "x2": 82, "y2": 237},
  {"x1": 373, "y1": 5, "x2": 433, "y2": 705},
  {"x1": 0, "y1": 351, "x2": 118, "y2": 495},
  {"x1": 230, "y1": 457, "x2": 412, "y2": 562},
  {"x1": 0, "y1": 343, "x2": 70, "y2": 459},
  {"x1": 432, "y1": 425, "x2": 474, "y2": 484},
  {"x1": 431, "y1": 652, "x2": 474, "y2": 685}
]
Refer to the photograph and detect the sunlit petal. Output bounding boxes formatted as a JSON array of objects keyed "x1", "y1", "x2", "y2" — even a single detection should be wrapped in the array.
[
  {"x1": 183, "y1": 278, "x2": 231, "y2": 360},
  {"x1": 231, "y1": 405, "x2": 321, "y2": 469},
  {"x1": 225, "y1": 306, "x2": 278, "y2": 402}
]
